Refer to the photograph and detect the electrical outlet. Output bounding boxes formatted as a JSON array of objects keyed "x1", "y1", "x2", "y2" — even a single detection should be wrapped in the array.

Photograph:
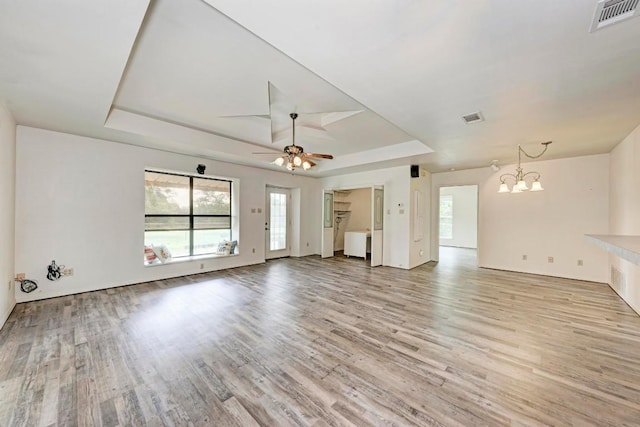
[
  {"x1": 200, "y1": 263, "x2": 204, "y2": 270},
  {"x1": 16, "y1": 273, "x2": 25, "y2": 281},
  {"x1": 577, "y1": 259, "x2": 583, "y2": 266},
  {"x1": 8, "y1": 280, "x2": 12, "y2": 290},
  {"x1": 522, "y1": 255, "x2": 527, "y2": 261},
  {"x1": 548, "y1": 256, "x2": 554, "y2": 263},
  {"x1": 252, "y1": 248, "x2": 255, "y2": 253},
  {"x1": 62, "y1": 268, "x2": 74, "y2": 276}
]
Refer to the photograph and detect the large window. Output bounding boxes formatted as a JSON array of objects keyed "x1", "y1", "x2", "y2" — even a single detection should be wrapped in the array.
[
  {"x1": 144, "y1": 171, "x2": 232, "y2": 258},
  {"x1": 439, "y1": 194, "x2": 453, "y2": 239}
]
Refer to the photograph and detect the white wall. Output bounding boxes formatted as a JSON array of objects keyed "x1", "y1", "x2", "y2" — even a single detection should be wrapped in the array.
[
  {"x1": 344, "y1": 188, "x2": 372, "y2": 233},
  {"x1": 0, "y1": 104, "x2": 16, "y2": 328},
  {"x1": 439, "y1": 185, "x2": 478, "y2": 249},
  {"x1": 15, "y1": 126, "x2": 321, "y2": 302},
  {"x1": 609, "y1": 123, "x2": 640, "y2": 314},
  {"x1": 333, "y1": 188, "x2": 371, "y2": 251},
  {"x1": 432, "y1": 154, "x2": 610, "y2": 282}
]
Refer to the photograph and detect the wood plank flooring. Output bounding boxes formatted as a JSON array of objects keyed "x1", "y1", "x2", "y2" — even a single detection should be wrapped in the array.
[{"x1": 2, "y1": 247, "x2": 640, "y2": 426}]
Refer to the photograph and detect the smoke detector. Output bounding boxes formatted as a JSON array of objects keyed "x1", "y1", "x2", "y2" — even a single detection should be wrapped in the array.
[
  {"x1": 590, "y1": 0, "x2": 640, "y2": 32},
  {"x1": 461, "y1": 111, "x2": 484, "y2": 124}
]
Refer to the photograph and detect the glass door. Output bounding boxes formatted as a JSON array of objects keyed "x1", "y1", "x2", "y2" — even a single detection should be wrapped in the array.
[
  {"x1": 371, "y1": 186, "x2": 384, "y2": 266},
  {"x1": 321, "y1": 190, "x2": 334, "y2": 258},
  {"x1": 265, "y1": 187, "x2": 291, "y2": 259}
]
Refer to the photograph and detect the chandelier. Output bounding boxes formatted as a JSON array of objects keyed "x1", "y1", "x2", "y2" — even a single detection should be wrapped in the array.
[
  {"x1": 273, "y1": 113, "x2": 333, "y2": 171},
  {"x1": 498, "y1": 141, "x2": 552, "y2": 193}
]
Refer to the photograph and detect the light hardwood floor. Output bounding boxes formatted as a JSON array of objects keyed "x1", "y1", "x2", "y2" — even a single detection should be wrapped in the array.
[{"x1": 2, "y1": 248, "x2": 640, "y2": 426}]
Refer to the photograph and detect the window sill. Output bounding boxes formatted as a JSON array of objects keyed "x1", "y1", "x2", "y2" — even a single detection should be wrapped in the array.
[{"x1": 144, "y1": 252, "x2": 239, "y2": 267}]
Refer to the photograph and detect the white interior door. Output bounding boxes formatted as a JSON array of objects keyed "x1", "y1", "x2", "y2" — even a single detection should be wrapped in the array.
[
  {"x1": 321, "y1": 190, "x2": 334, "y2": 258},
  {"x1": 371, "y1": 186, "x2": 384, "y2": 266},
  {"x1": 265, "y1": 187, "x2": 291, "y2": 259}
]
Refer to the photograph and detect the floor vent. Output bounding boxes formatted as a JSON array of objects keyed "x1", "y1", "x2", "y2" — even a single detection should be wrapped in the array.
[
  {"x1": 461, "y1": 111, "x2": 484, "y2": 124},
  {"x1": 590, "y1": 0, "x2": 640, "y2": 32},
  {"x1": 611, "y1": 266, "x2": 626, "y2": 293}
]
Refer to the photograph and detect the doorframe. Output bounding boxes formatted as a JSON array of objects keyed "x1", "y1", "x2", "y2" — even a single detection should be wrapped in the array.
[{"x1": 265, "y1": 186, "x2": 292, "y2": 259}]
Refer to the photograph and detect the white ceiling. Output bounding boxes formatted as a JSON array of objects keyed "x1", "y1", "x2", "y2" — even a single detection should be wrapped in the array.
[{"x1": 2, "y1": 0, "x2": 640, "y2": 175}]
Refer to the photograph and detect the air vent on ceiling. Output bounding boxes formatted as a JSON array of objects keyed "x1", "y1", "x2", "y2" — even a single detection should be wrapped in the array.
[
  {"x1": 461, "y1": 111, "x2": 484, "y2": 124},
  {"x1": 590, "y1": 0, "x2": 640, "y2": 32}
]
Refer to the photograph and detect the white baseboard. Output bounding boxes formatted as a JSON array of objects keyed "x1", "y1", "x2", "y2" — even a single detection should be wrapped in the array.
[{"x1": 0, "y1": 301, "x2": 16, "y2": 331}]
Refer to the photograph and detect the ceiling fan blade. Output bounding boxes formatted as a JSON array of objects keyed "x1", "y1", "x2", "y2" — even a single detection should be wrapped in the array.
[
  {"x1": 305, "y1": 159, "x2": 317, "y2": 167},
  {"x1": 305, "y1": 153, "x2": 334, "y2": 159}
]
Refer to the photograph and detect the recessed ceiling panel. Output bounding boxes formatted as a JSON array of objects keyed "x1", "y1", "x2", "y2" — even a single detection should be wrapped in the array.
[{"x1": 113, "y1": 0, "x2": 424, "y2": 162}]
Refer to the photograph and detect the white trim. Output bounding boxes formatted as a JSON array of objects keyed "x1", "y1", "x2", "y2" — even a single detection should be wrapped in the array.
[
  {"x1": 0, "y1": 301, "x2": 16, "y2": 330},
  {"x1": 145, "y1": 253, "x2": 239, "y2": 267}
]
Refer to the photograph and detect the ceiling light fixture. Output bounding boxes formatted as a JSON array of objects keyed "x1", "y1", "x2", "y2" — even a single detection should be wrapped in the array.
[
  {"x1": 498, "y1": 142, "x2": 552, "y2": 194},
  {"x1": 271, "y1": 113, "x2": 333, "y2": 171}
]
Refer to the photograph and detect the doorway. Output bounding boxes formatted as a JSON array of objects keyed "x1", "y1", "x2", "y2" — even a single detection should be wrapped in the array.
[
  {"x1": 321, "y1": 186, "x2": 384, "y2": 267},
  {"x1": 438, "y1": 185, "x2": 478, "y2": 263},
  {"x1": 265, "y1": 186, "x2": 291, "y2": 259}
]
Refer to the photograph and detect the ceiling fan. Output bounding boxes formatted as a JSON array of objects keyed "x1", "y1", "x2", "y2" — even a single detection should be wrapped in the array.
[{"x1": 254, "y1": 113, "x2": 333, "y2": 171}]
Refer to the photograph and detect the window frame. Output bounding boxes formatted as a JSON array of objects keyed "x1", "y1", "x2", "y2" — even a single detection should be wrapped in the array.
[
  {"x1": 439, "y1": 194, "x2": 453, "y2": 240},
  {"x1": 144, "y1": 170, "x2": 233, "y2": 258}
]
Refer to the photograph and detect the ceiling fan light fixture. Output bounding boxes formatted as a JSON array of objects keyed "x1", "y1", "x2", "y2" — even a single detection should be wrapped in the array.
[{"x1": 272, "y1": 113, "x2": 333, "y2": 171}]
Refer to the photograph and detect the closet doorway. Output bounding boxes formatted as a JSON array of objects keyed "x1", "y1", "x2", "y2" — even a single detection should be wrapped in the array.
[{"x1": 321, "y1": 186, "x2": 384, "y2": 266}]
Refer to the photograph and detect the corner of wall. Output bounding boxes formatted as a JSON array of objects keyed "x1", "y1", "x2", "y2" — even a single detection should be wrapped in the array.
[
  {"x1": 0, "y1": 102, "x2": 17, "y2": 330},
  {"x1": 607, "y1": 122, "x2": 640, "y2": 315}
]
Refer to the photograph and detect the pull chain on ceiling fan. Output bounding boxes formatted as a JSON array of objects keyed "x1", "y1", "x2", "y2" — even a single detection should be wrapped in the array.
[{"x1": 254, "y1": 113, "x2": 333, "y2": 171}]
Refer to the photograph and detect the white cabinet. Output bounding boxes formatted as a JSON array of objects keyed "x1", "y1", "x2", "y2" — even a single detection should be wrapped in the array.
[{"x1": 344, "y1": 231, "x2": 371, "y2": 259}]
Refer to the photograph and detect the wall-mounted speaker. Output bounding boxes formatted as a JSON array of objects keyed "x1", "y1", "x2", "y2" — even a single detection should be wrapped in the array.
[{"x1": 410, "y1": 165, "x2": 419, "y2": 178}]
